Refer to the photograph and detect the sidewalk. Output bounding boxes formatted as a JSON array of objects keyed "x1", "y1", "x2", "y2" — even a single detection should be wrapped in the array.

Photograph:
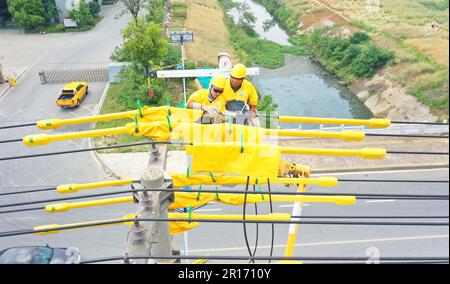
[
  {"x1": 96, "y1": 137, "x2": 449, "y2": 179},
  {"x1": 0, "y1": 66, "x2": 29, "y2": 99}
]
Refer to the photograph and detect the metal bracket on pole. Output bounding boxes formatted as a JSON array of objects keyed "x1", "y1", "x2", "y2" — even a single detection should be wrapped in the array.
[{"x1": 126, "y1": 167, "x2": 175, "y2": 264}]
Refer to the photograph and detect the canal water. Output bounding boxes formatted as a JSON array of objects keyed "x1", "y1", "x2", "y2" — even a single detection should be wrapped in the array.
[{"x1": 228, "y1": 0, "x2": 372, "y2": 128}]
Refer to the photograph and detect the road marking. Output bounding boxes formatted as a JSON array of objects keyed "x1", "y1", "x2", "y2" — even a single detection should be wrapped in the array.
[
  {"x1": 314, "y1": 168, "x2": 449, "y2": 177},
  {"x1": 365, "y1": 200, "x2": 397, "y2": 203},
  {"x1": 279, "y1": 204, "x2": 309, "y2": 208},
  {"x1": 195, "y1": 208, "x2": 222, "y2": 213},
  {"x1": 186, "y1": 235, "x2": 450, "y2": 254}
]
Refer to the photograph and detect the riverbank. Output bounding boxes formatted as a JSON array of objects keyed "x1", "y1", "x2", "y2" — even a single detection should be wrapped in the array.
[{"x1": 253, "y1": 0, "x2": 449, "y2": 121}]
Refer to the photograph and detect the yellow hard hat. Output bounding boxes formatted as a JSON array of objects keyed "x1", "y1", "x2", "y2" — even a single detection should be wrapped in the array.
[
  {"x1": 230, "y1": 64, "x2": 247, "y2": 79},
  {"x1": 210, "y1": 74, "x2": 226, "y2": 89}
]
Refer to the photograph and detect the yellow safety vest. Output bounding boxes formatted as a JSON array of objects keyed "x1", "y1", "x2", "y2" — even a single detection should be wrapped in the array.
[{"x1": 223, "y1": 79, "x2": 258, "y2": 107}]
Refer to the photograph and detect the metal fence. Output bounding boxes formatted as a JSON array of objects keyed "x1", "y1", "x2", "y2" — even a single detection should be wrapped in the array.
[{"x1": 38, "y1": 63, "x2": 110, "y2": 84}]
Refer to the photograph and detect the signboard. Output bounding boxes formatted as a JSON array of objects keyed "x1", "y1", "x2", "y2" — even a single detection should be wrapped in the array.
[
  {"x1": 63, "y1": 18, "x2": 78, "y2": 28},
  {"x1": 169, "y1": 31, "x2": 194, "y2": 44}
]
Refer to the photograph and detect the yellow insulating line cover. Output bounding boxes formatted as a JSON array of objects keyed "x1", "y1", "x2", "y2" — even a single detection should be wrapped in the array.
[
  {"x1": 265, "y1": 129, "x2": 365, "y2": 142},
  {"x1": 23, "y1": 126, "x2": 129, "y2": 147},
  {"x1": 33, "y1": 216, "x2": 131, "y2": 235},
  {"x1": 170, "y1": 174, "x2": 338, "y2": 188},
  {"x1": 26, "y1": 122, "x2": 365, "y2": 147},
  {"x1": 45, "y1": 197, "x2": 134, "y2": 213},
  {"x1": 36, "y1": 111, "x2": 137, "y2": 130},
  {"x1": 44, "y1": 193, "x2": 355, "y2": 213},
  {"x1": 56, "y1": 179, "x2": 134, "y2": 194},
  {"x1": 281, "y1": 147, "x2": 387, "y2": 159},
  {"x1": 278, "y1": 117, "x2": 391, "y2": 129},
  {"x1": 36, "y1": 106, "x2": 204, "y2": 130},
  {"x1": 33, "y1": 213, "x2": 291, "y2": 235}
]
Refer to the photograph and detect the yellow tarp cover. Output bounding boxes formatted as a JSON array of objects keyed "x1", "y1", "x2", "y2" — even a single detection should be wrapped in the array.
[
  {"x1": 123, "y1": 121, "x2": 264, "y2": 144},
  {"x1": 190, "y1": 143, "x2": 281, "y2": 178},
  {"x1": 126, "y1": 106, "x2": 204, "y2": 124},
  {"x1": 171, "y1": 174, "x2": 259, "y2": 188},
  {"x1": 169, "y1": 192, "x2": 269, "y2": 210}
]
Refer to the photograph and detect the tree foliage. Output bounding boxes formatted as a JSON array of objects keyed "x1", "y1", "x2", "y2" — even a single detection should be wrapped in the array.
[
  {"x1": 69, "y1": 0, "x2": 96, "y2": 27},
  {"x1": 120, "y1": 0, "x2": 146, "y2": 21},
  {"x1": 7, "y1": 0, "x2": 47, "y2": 31},
  {"x1": 113, "y1": 19, "x2": 168, "y2": 73}
]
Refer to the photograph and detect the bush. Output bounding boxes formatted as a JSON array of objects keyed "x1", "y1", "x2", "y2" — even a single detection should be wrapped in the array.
[
  {"x1": 7, "y1": 0, "x2": 47, "y2": 31},
  {"x1": 349, "y1": 32, "x2": 371, "y2": 44},
  {"x1": 89, "y1": 1, "x2": 101, "y2": 15}
]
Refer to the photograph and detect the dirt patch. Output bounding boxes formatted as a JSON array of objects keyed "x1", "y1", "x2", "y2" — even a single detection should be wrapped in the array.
[{"x1": 299, "y1": 9, "x2": 358, "y2": 32}]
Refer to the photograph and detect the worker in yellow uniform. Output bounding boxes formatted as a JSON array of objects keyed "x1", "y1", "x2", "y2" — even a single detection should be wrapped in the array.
[
  {"x1": 223, "y1": 64, "x2": 259, "y2": 126},
  {"x1": 187, "y1": 74, "x2": 227, "y2": 122}
]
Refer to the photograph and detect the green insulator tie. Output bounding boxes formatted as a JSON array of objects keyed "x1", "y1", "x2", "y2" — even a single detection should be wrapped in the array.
[
  {"x1": 196, "y1": 185, "x2": 202, "y2": 201},
  {"x1": 215, "y1": 186, "x2": 220, "y2": 201},
  {"x1": 209, "y1": 172, "x2": 216, "y2": 183},
  {"x1": 240, "y1": 133, "x2": 244, "y2": 153},
  {"x1": 188, "y1": 205, "x2": 193, "y2": 224},
  {"x1": 134, "y1": 114, "x2": 139, "y2": 133},
  {"x1": 166, "y1": 114, "x2": 172, "y2": 132},
  {"x1": 136, "y1": 100, "x2": 143, "y2": 118}
]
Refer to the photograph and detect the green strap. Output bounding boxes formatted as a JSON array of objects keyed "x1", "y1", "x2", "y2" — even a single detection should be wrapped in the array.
[
  {"x1": 196, "y1": 185, "x2": 202, "y2": 201},
  {"x1": 166, "y1": 114, "x2": 172, "y2": 132},
  {"x1": 209, "y1": 172, "x2": 216, "y2": 183},
  {"x1": 136, "y1": 100, "x2": 143, "y2": 118},
  {"x1": 186, "y1": 166, "x2": 190, "y2": 178},
  {"x1": 166, "y1": 98, "x2": 171, "y2": 116},
  {"x1": 188, "y1": 205, "x2": 193, "y2": 224},
  {"x1": 215, "y1": 186, "x2": 220, "y2": 201},
  {"x1": 257, "y1": 185, "x2": 264, "y2": 200},
  {"x1": 134, "y1": 114, "x2": 139, "y2": 133}
]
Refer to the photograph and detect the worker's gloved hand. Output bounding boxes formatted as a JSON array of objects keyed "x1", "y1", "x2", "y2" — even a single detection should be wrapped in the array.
[
  {"x1": 202, "y1": 105, "x2": 219, "y2": 116},
  {"x1": 190, "y1": 102, "x2": 203, "y2": 110},
  {"x1": 248, "y1": 111, "x2": 260, "y2": 128}
]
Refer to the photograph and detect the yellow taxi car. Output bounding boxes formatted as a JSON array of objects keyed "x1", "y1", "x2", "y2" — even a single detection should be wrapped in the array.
[{"x1": 56, "y1": 82, "x2": 88, "y2": 108}]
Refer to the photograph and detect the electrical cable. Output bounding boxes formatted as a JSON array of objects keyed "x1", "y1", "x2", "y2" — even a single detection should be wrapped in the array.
[
  {"x1": 251, "y1": 184, "x2": 259, "y2": 262},
  {"x1": 242, "y1": 176, "x2": 254, "y2": 263},
  {"x1": 0, "y1": 123, "x2": 36, "y2": 130},
  {"x1": 79, "y1": 255, "x2": 449, "y2": 264},
  {"x1": 0, "y1": 141, "x2": 193, "y2": 162},
  {"x1": 267, "y1": 178, "x2": 275, "y2": 264},
  {"x1": 0, "y1": 138, "x2": 23, "y2": 144},
  {"x1": 0, "y1": 218, "x2": 447, "y2": 238},
  {"x1": 388, "y1": 151, "x2": 449, "y2": 155},
  {"x1": 0, "y1": 188, "x2": 448, "y2": 210},
  {"x1": 366, "y1": 133, "x2": 449, "y2": 139},
  {"x1": 391, "y1": 121, "x2": 449, "y2": 126}
]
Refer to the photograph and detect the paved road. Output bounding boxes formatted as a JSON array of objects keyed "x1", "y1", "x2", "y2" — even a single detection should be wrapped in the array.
[
  {"x1": 173, "y1": 168, "x2": 449, "y2": 264},
  {"x1": 0, "y1": 4, "x2": 134, "y2": 259}
]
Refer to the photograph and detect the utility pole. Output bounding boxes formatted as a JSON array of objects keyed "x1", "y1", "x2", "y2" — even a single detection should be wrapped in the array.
[{"x1": 126, "y1": 167, "x2": 175, "y2": 264}]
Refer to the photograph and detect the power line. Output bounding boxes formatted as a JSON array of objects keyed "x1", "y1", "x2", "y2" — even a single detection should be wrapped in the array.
[
  {"x1": 0, "y1": 138, "x2": 22, "y2": 144},
  {"x1": 366, "y1": 133, "x2": 449, "y2": 139},
  {"x1": 79, "y1": 255, "x2": 449, "y2": 264},
  {"x1": 0, "y1": 218, "x2": 447, "y2": 238},
  {"x1": 388, "y1": 151, "x2": 449, "y2": 156},
  {"x1": 0, "y1": 188, "x2": 448, "y2": 210},
  {"x1": 391, "y1": 121, "x2": 449, "y2": 126},
  {"x1": 0, "y1": 187, "x2": 57, "y2": 197},
  {"x1": 0, "y1": 141, "x2": 193, "y2": 162},
  {"x1": 339, "y1": 179, "x2": 449, "y2": 184},
  {"x1": 0, "y1": 122, "x2": 36, "y2": 130}
]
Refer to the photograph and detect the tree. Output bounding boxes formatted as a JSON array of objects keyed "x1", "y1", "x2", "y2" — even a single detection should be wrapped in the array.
[
  {"x1": 69, "y1": 0, "x2": 95, "y2": 27},
  {"x1": 119, "y1": 19, "x2": 168, "y2": 74},
  {"x1": 121, "y1": 0, "x2": 146, "y2": 21},
  {"x1": 236, "y1": 2, "x2": 256, "y2": 35},
  {"x1": 7, "y1": 0, "x2": 47, "y2": 31},
  {"x1": 258, "y1": 94, "x2": 279, "y2": 128}
]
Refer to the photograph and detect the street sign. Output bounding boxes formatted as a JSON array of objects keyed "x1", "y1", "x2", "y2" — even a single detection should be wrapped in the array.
[{"x1": 169, "y1": 31, "x2": 194, "y2": 44}]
